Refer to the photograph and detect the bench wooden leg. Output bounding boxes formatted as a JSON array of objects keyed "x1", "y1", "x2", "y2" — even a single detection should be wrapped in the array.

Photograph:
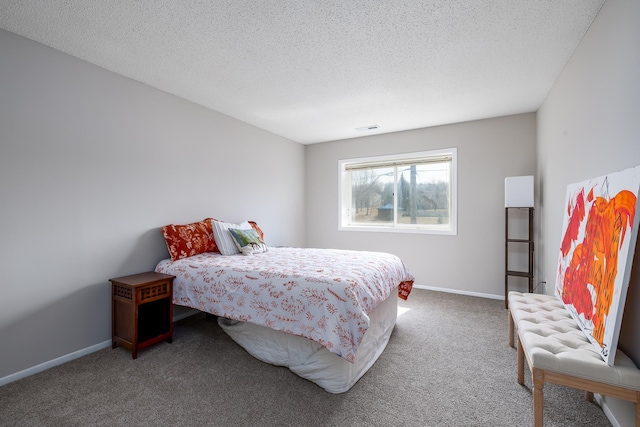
[
  {"x1": 508, "y1": 310, "x2": 515, "y2": 348},
  {"x1": 517, "y1": 337, "x2": 524, "y2": 385},
  {"x1": 532, "y1": 368, "x2": 545, "y2": 427},
  {"x1": 585, "y1": 391, "x2": 594, "y2": 402}
]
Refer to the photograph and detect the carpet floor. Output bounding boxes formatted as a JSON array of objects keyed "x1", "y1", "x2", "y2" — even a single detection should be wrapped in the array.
[{"x1": 0, "y1": 289, "x2": 612, "y2": 426}]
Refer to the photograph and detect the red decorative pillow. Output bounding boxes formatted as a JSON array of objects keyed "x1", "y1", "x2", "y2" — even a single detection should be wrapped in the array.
[
  {"x1": 248, "y1": 221, "x2": 264, "y2": 241},
  {"x1": 162, "y1": 219, "x2": 218, "y2": 261}
]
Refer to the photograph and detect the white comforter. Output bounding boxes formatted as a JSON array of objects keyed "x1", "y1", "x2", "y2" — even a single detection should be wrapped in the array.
[{"x1": 155, "y1": 247, "x2": 413, "y2": 362}]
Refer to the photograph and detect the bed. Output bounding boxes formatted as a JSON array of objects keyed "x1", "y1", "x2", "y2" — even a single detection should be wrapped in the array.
[{"x1": 155, "y1": 219, "x2": 414, "y2": 393}]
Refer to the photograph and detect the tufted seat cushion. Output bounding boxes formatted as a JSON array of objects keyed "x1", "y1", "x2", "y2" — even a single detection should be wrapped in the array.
[{"x1": 508, "y1": 291, "x2": 640, "y2": 391}]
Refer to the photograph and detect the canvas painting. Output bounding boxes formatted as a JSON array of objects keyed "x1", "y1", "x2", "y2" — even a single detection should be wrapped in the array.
[{"x1": 555, "y1": 165, "x2": 640, "y2": 365}]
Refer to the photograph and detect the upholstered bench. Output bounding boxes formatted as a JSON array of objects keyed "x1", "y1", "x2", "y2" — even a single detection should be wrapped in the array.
[{"x1": 507, "y1": 291, "x2": 640, "y2": 427}]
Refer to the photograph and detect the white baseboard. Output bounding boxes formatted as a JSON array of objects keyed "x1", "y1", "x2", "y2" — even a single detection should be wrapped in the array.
[
  {"x1": 0, "y1": 339, "x2": 112, "y2": 387},
  {"x1": 595, "y1": 395, "x2": 615, "y2": 427},
  {"x1": 413, "y1": 284, "x2": 503, "y2": 301},
  {"x1": 0, "y1": 310, "x2": 200, "y2": 387},
  {"x1": 595, "y1": 393, "x2": 633, "y2": 427}
]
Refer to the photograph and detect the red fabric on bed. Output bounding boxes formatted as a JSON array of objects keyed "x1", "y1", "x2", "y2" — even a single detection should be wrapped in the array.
[
  {"x1": 398, "y1": 280, "x2": 413, "y2": 300},
  {"x1": 161, "y1": 219, "x2": 218, "y2": 261}
]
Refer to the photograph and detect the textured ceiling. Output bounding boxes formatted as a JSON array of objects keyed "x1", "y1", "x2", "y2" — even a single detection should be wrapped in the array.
[{"x1": 0, "y1": 1, "x2": 605, "y2": 144}]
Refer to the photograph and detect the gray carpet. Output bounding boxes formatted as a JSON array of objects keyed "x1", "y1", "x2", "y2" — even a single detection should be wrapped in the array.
[{"x1": 0, "y1": 289, "x2": 611, "y2": 426}]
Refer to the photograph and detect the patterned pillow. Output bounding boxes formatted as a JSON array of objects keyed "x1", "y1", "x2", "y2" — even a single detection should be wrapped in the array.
[
  {"x1": 248, "y1": 221, "x2": 264, "y2": 241},
  {"x1": 161, "y1": 219, "x2": 217, "y2": 261},
  {"x1": 212, "y1": 220, "x2": 252, "y2": 255},
  {"x1": 228, "y1": 228, "x2": 268, "y2": 255}
]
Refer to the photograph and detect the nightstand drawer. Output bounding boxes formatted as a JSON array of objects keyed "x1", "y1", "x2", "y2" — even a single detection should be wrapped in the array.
[{"x1": 137, "y1": 281, "x2": 171, "y2": 303}]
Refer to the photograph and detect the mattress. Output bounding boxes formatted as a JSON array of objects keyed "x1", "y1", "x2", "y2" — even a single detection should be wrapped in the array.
[{"x1": 217, "y1": 287, "x2": 398, "y2": 393}]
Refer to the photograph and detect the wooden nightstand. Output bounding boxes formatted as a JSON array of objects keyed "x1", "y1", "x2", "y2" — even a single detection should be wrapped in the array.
[{"x1": 110, "y1": 272, "x2": 175, "y2": 359}]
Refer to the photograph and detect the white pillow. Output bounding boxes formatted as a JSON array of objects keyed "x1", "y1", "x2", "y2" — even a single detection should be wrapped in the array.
[{"x1": 212, "y1": 220, "x2": 252, "y2": 255}]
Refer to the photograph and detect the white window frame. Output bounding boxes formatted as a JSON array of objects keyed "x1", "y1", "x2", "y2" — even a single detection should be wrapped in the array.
[{"x1": 338, "y1": 148, "x2": 457, "y2": 235}]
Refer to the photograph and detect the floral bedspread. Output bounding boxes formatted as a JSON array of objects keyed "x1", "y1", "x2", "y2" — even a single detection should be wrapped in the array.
[{"x1": 155, "y1": 247, "x2": 414, "y2": 362}]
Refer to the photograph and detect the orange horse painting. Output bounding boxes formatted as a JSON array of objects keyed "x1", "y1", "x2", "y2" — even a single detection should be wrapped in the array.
[{"x1": 556, "y1": 166, "x2": 640, "y2": 364}]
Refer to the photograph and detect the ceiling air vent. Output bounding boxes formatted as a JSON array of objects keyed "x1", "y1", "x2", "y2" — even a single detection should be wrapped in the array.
[{"x1": 356, "y1": 125, "x2": 379, "y2": 131}]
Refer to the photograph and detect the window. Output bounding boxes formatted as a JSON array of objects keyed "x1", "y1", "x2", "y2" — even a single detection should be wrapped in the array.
[{"x1": 339, "y1": 148, "x2": 457, "y2": 235}]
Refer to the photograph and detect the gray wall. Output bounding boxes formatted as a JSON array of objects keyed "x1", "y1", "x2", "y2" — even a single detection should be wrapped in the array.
[
  {"x1": 305, "y1": 113, "x2": 536, "y2": 297},
  {"x1": 0, "y1": 29, "x2": 305, "y2": 380},
  {"x1": 537, "y1": 0, "x2": 640, "y2": 424}
]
